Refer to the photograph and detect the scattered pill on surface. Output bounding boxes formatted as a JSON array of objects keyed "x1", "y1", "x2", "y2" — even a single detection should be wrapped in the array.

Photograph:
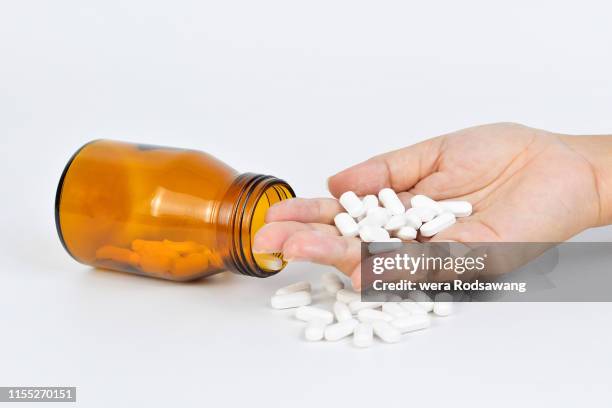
[
  {"x1": 378, "y1": 188, "x2": 406, "y2": 216},
  {"x1": 324, "y1": 319, "x2": 359, "y2": 341},
  {"x1": 353, "y1": 323, "x2": 374, "y2": 348},
  {"x1": 372, "y1": 320, "x2": 401, "y2": 343},
  {"x1": 339, "y1": 191, "x2": 366, "y2": 218},
  {"x1": 275, "y1": 281, "x2": 311, "y2": 295},
  {"x1": 270, "y1": 291, "x2": 312, "y2": 309},
  {"x1": 382, "y1": 302, "x2": 408, "y2": 318},
  {"x1": 295, "y1": 306, "x2": 334, "y2": 324},
  {"x1": 349, "y1": 300, "x2": 385, "y2": 314},
  {"x1": 439, "y1": 200, "x2": 472, "y2": 217},
  {"x1": 357, "y1": 309, "x2": 393, "y2": 323},
  {"x1": 408, "y1": 290, "x2": 434, "y2": 312},
  {"x1": 334, "y1": 212, "x2": 359, "y2": 237},
  {"x1": 336, "y1": 289, "x2": 361, "y2": 304},
  {"x1": 304, "y1": 319, "x2": 327, "y2": 341},
  {"x1": 269, "y1": 278, "x2": 458, "y2": 347},
  {"x1": 433, "y1": 292, "x2": 454, "y2": 316},
  {"x1": 333, "y1": 301, "x2": 353, "y2": 322},
  {"x1": 391, "y1": 314, "x2": 431, "y2": 333},
  {"x1": 420, "y1": 212, "x2": 456, "y2": 237},
  {"x1": 401, "y1": 299, "x2": 428, "y2": 315}
]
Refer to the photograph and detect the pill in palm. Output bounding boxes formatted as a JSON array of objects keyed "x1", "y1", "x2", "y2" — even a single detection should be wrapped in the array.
[
  {"x1": 391, "y1": 314, "x2": 431, "y2": 333},
  {"x1": 324, "y1": 319, "x2": 359, "y2": 341},
  {"x1": 339, "y1": 191, "x2": 366, "y2": 218},
  {"x1": 295, "y1": 306, "x2": 334, "y2": 324},
  {"x1": 420, "y1": 212, "x2": 456, "y2": 237},
  {"x1": 433, "y1": 292, "x2": 454, "y2": 316},
  {"x1": 384, "y1": 214, "x2": 407, "y2": 231},
  {"x1": 359, "y1": 207, "x2": 391, "y2": 227},
  {"x1": 275, "y1": 281, "x2": 311, "y2": 295},
  {"x1": 270, "y1": 291, "x2": 312, "y2": 309},
  {"x1": 410, "y1": 194, "x2": 444, "y2": 214},
  {"x1": 334, "y1": 213, "x2": 359, "y2": 237},
  {"x1": 372, "y1": 320, "x2": 401, "y2": 343},
  {"x1": 378, "y1": 188, "x2": 406, "y2": 215},
  {"x1": 413, "y1": 206, "x2": 438, "y2": 222},
  {"x1": 304, "y1": 319, "x2": 327, "y2": 341},
  {"x1": 366, "y1": 224, "x2": 388, "y2": 241},
  {"x1": 357, "y1": 308, "x2": 393, "y2": 323},
  {"x1": 359, "y1": 225, "x2": 387, "y2": 242},
  {"x1": 403, "y1": 209, "x2": 423, "y2": 229},
  {"x1": 439, "y1": 200, "x2": 472, "y2": 217},
  {"x1": 331, "y1": 188, "x2": 470, "y2": 241},
  {"x1": 396, "y1": 225, "x2": 417, "y2": 241},
  {"x1": 362, "y1": 194, "x2": 379, "y2": 212},
  {"x1": 353, "y1": 323, "x2": 374, "y2": 348}
]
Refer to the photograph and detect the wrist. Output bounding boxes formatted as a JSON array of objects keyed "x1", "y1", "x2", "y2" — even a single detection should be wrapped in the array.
[{"x1": 560, "y1": 134, "x2": 612, "y2": 227}]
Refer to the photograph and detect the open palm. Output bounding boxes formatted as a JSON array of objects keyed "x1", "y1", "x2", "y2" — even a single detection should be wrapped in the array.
[{"x1": 254, "y1": 123, "x2": 602, "y2": 287}]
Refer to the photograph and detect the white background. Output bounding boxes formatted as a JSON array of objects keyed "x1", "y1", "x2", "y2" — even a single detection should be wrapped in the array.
[{"x1": 1, "y1": 0, "x2": 612, "y2": 406}]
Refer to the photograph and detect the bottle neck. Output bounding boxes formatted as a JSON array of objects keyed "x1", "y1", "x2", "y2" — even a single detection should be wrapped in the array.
[{"x1": 218, "y1": 173, "x2": 295, "y2": 277}]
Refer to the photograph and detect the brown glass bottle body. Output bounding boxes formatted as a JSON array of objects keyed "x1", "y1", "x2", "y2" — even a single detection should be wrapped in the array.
[{"x1": 55, "y1": 140, "x2": 294, "y2": 280}]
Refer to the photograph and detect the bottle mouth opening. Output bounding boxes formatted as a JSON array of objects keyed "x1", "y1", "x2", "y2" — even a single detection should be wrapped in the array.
[
  {"x1": 228, "y1": 173, "x2": 295, "y2": 278},
  {"x1": 55, "y1": 140, "x2": 100, "y2": 262}
]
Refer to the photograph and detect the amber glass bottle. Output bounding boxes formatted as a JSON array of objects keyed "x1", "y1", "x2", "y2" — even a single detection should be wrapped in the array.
[{"x1": 55, "y1": 140, "x2": 295, "y2": 280}]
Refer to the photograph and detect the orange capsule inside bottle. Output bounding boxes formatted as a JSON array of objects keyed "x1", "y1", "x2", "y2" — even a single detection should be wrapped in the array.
[{"x1": 55, "y1": 140, "x2": 295, "y2": 280}]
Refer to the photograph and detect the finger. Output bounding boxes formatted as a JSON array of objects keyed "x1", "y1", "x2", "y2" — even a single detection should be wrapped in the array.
[
  {"x1": 281, "y1": 230, "x2": 362, "y2": 277},
  {"x1": 328, "y1": 136, "x2": 445, "y2": 197},
  {"x1": 350, "y1": 263, "x2": 362, "y2": 290},
  {"x1": 253, "y1": 221, "x2": 339, "y2": 254},
  {"x1": 265, "y1": 197, "x2": 343, "y2": 224}
]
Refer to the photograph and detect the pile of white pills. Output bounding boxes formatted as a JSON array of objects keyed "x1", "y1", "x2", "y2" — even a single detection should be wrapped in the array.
[
  {"x1": 334, "y1": 189, "x2": 472, "y2": 248},
  {"x1": 270, "y1": 272, "x2": 454, "y2": 347}
]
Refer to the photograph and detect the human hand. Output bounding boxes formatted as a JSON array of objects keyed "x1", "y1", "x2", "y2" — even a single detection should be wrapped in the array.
[{"x1": 254, "y1": 123, "x2": 605, "y2": 287}]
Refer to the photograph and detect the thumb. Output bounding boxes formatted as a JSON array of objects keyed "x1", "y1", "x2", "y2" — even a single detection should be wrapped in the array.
[{"x1": 327, "y1": 136, "x2": 444, "y2": 198}]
